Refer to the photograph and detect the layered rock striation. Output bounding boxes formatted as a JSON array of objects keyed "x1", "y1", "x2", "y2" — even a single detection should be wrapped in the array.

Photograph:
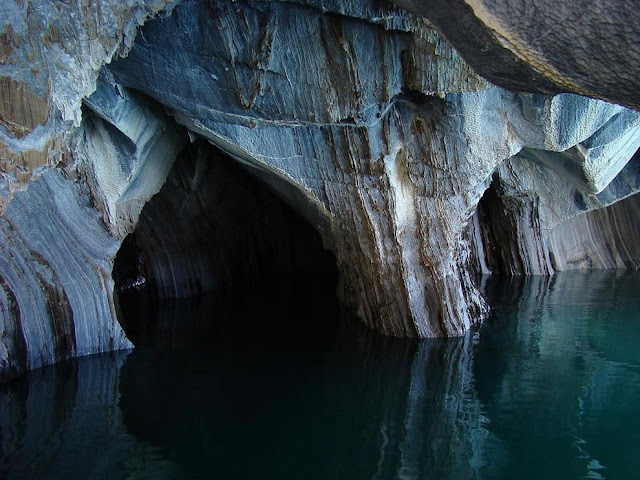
[
  {"x1": 469, "y1": 142, "x2": 640, "y2": 276},
  {"x1": 0, "y1": 0, "x2": 179, "y2": 213},
  {"x1": 113, "y1": 139, "x2": 337, "y2": 303},
  {"x1": 104, "y1": 0, "x2": 640, "y2": 336},
  {"x1": 1, "y1": 0, "x2": 640, "y2": 379},
  {"x1": 0, "y1": 79, "x2": 185, "y2": 381}
]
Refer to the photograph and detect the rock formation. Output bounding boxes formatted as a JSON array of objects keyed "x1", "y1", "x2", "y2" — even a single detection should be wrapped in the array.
[
  {"x1": 468, "y1": 150, "x2": 640, "y2": 275},
  {"x1": 113, "y1": 137, "x2": 338, "y2": 321},
  {"x1": 394, "y1": 0, "x2": 640, "y2": 111},
  {"x1": 1, "y1": 0, "x2": 640, "y2": 380}
]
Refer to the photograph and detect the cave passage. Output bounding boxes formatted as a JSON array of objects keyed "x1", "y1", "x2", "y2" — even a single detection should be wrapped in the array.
[
  {"x1": 470, "y1": 164, "x2": 640, "y2": 277},
  {"x1": 113, "y1": 139, "x2": 343, "y2": 347}
]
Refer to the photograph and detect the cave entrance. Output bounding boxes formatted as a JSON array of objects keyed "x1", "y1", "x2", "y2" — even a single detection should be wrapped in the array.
[
  {"x1": 113, "y1": 139, "x2": 341, "y2": 348},
  {"x1": 472, "y1": 175, "x2": 517, "y2": 276}
]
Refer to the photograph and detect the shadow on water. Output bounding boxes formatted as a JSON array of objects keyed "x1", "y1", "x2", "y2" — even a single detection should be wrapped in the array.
[
  {"x1": 118, "y1": 319, "x2": 484, "y2": 480},
  {"x1": 1, "y1": 271, "x2": 640, "y2": 479},
  {"x1": 0, "y1": 351, "x2": 178, "y2": 479}
]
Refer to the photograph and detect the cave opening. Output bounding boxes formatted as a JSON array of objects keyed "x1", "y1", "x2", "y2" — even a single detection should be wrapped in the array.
[
  {"x1": 468, "y1": 174, "x2": 526, "y2": 277},
  {"x1": 112, "y1": 138, "x2": 342, "y2": 348},
  {"x1": 470, "y1": 167, "x2": 640, "y2": 280}
]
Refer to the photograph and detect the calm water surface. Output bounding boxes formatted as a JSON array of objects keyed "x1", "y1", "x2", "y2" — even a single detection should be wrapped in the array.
[{"x1": 1, "y1": 271, "x2": 639, "y2": 479}]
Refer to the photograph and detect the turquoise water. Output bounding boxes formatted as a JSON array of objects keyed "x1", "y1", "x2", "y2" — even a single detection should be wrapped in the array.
[{"x1": 1, "y1": 271, "x2": 639, "y2": 479}]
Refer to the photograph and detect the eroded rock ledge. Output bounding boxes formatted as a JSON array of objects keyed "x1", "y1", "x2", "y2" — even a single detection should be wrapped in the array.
[
  {"x1": 393, "y1": 0, "x2": 640, "y2": 111},
  {"x1": 1, "y1": 0, "x2": 640, "y2": 380}
]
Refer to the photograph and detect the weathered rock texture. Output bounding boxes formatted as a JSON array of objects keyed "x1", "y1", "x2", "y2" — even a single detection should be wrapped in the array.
[
  {"x1": 0, "y1": 169, "x2": 129, "y2": 381},
  {"x1": 1, "y1": 0, "x2": 640, "y2": 379},
  {"x1": 0, "y1": 76, "x2": 186, "y2": 380},
  {"x1": 0, "y1": 0, "x2": 178, "y2": 212},
  {"x1": 393, "y1": 0, "x2": 640, "y2": 111},
  {"x1": 549, "y1": 193, "x2": 640, "y2": 271},
  {"x1": 104, "y1": 0, "x2": 640, "y2": 337}
]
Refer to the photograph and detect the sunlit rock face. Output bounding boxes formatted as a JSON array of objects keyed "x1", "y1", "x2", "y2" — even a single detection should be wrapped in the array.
[{"x1": 1, "y1": 0, "x2": 640, "y2": 379}]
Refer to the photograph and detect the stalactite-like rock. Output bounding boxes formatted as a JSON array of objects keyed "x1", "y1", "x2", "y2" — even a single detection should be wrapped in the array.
[{"x1": 73, "y1": 78, "x2": 187, "y2": 238}]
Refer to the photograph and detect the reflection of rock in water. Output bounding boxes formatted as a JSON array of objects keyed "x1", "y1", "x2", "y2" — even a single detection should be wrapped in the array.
[
  {"x1": 393, "y1": 334, "x2": 495, "y2": 479},
  {"x1": 118, "y1": 322, "x2": 493, "y2": 479},
  {"x1": 117, "y1": 259, "x2": 342, "y2": 350},
  {"x1": 2, "y1": 271, "x2": 639, "y2": 479},
  {"x1": 0, "y1": 351, "x2": 181, "y2": 479},
  {"x1": 476, "y1": 271, "x2": 640, "y2": 479}
]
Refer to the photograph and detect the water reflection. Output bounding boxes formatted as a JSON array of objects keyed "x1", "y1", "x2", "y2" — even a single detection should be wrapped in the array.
[
  {"x1": 478, "y1": 271, "x2": 640, "y2": 479},
  {"x1": 0, "y1": 351, "x2": 180, "y2": 479},
  {"x1": 119, "y1": 327, "x2": 492, "y2": 479},
  {"x1": 1, "y1": 271, "x2": 639, "y2": 479}
]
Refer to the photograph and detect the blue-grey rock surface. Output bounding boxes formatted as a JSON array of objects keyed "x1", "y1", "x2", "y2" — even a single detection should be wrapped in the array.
[
  {"x1": 467, "y1": 151, "x2": 640, "y2": 276},
  {"x1": 0, "y1": 168, "x2": 131, "y2": 380},
  {"x1": 0, "y1": 0, "x2": 177, "y2": 213},
  {"x1": 393, "y1": 0, "x2": 640, "y2": 111},
  {"x1": 1, "y1": 0, "x2": 640, "y2": 380}
]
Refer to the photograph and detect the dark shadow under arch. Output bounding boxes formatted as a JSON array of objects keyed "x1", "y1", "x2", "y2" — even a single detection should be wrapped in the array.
[{"x1": 113, "y1": 139, "x2": 342, "y2": 347}]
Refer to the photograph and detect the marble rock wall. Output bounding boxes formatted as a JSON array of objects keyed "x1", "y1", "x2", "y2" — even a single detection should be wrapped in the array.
[
  {"x1": 105, "y1": 0, "x2": 640, "y2": 337},
  {"x1": 393, "y1": 0, "x2": 640, "y2": 111},
  {"x1": 468, "y1": 147, "x2": 640, "y2": 276},
  {"x1": 0, "y1": 0, "x2": 177, "y2": 213},
  {"x1": 0, "y1": 0, "x2": 640, "y2": 380},
  {"x1": 0, "y1": 79, "x2": 185, "y2": 381}
]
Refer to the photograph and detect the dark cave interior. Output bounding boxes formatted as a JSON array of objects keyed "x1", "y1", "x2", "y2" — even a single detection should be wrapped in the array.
[{"x1": 113, "y1": 139, "x2": 343, "y2": 347}]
